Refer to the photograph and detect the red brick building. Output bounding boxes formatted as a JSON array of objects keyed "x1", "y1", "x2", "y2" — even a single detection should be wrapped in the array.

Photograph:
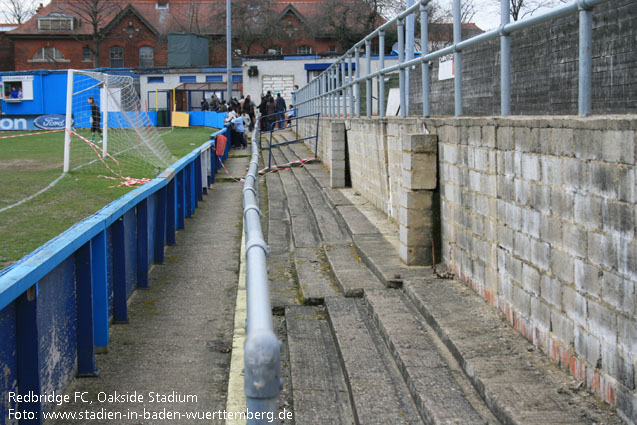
[
  {"x1": 0, "y1": 24, "x2": 19, "y2": 72},
  {"x1": 7, "y1": 0, "x2": 380, "y2": 71}
]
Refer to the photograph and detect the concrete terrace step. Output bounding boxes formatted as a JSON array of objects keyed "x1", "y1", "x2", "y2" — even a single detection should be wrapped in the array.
[
  {"x1": 283, "y1": 141, "x2": 428, "y2": 287},
  {"x1": 294, "y1": 247, "x2": 339, "y2": 304},
  {"x1": 403, "y1": 277, "x2": 623, "y2": 425},
  {"x1": 264, "y1": 172, "x2": 299, "y2": 311},
  {"x1": 285, "y1": 305, "x2": 355, "y2": 425},
  {"x1": 325, "y1": 297, "x2": 424, "y2": 425},
  {"x1": 278, "y1": 145, "x2": 350, "y2": 246},
  {"x1": 364, "y1": 288, "x2": 498, "y2": 425},
  {"x1": 324, "y1": 243, "x2": 385, "y2": 297},
  {"x1": 270, "y1": 148, "x2": 321, "y2": 249}
]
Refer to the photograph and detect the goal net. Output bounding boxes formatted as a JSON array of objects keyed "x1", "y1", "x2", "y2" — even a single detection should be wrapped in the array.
[{"x1": 63, "y1": 70, "x2": 175, "y2": 183}]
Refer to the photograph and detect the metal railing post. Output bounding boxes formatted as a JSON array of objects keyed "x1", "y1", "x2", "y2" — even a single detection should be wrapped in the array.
[
  {"x1": 336, "y1": 63, "x2": 342, "y2": 117},
  {"x1": 355, "y1": 47, "x2": 361, "y2": 117},
  {"x1": 348, "y1": 54, "x2": 355, "y2": 117},
  {"x1": 329, "y1": 68, "x2": 334, "y2": 118},
  {"x1": 365, "y1": 39, "x2": 372, "y2": 117},
  {"x1": 379, "y1": 30, "x2": 386, "y2": 117},
  {"x1": 405, "y1": 0, "x2": 415, "y2": 116},
  {"x1": 578, "y1": 1, "x2": 592, "y2": 116},
  {"x1": 420, "y1": 2, "x2": 430, "y2": 117},
  {"x1": 398, "y1": 18, "x2": 406, "y2": 117},
  {"x1": 322, "y1": 74, "x2": 327, "y2": 117},
  {"x1": 453, "y1": 0, "x2": 463, "y2": 116},
  {"x1": 500, "y1": 0, "x2": 511, "y2": 115},
  {"x1": 341, "y1": 61, "x2": 348, "y2": 117}
]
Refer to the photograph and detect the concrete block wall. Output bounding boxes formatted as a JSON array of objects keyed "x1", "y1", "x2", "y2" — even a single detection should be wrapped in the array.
[
  {"x1": 299, "y1": 115, "x2": 636, "y2": 422},
  {"x1": 427, "y1": 116, "x2": 636, "y2": 423},
  {"x1": 409, "y1": 0, "x2": 637, "y2": 116}
]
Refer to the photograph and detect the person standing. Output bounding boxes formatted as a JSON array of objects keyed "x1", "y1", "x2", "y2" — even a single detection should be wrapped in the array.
[
  {"x1": 275, "y1": 92, "x2": 286, "y2": 129},
  {"x1": 87, "y1": 96, "x2": 102, "y2": 143},
  {"x1": 265, "y1": 95, "x2": 276, "y2": 131},
  {"x1": 242, "y1": 95, "x2": 255, "y2": 131},
  {"x1": 201, "y1": 97, "x2": 210, "y2": 111}
]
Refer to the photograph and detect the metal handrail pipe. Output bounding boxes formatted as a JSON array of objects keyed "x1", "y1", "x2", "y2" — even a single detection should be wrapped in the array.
[
  {"x1": 243, "y1": 120, "x2": 281, "y2": 425},
  {"x1": 302, "y1": 0, "x2": 602, "y2": 87},
  {"x1": 456, "y1": 29, "x2": 500, "y2": 50}
]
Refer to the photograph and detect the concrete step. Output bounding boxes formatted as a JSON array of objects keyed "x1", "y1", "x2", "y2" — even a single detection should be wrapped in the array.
[
  {"x1": 264, "y1": 172, "x2": 299, "y2": 312},
  {"x1": 282, "y1": 142, "x2": 427, "y2": 287},
  {"x1": 294, "y1": 247, "x2": 340, "y2": 304},
  {"x1": 270, "y1": 148, "x2": 321, "y2": 249},
  {"x1": 403, "y1": 277, "x2": 623, "y2": 425},
  {"x1": 324, "y1": 243, "x2": 385, "y2": 297},
  {"x1": 364, "y1": 289, "x2": 499, "y2": 425},
  {"x1": 285, "y1": 305, "x2": 355, "y2": 425},
  {"x1": 325, "y1": 297, "x2": 424, "y2": 424},
  {"x1": 286, "y1": 143, "x2": 352, "y2": 207},
  {"x1": 278, "y1": 145, "x2": 350, "y2": 246}
]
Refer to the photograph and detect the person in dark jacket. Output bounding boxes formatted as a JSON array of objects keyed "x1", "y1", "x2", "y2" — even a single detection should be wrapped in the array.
[
  {"x1": 265, "y1": 95, "x2": 276, "y2": 132},
  {"x1": 242, "y1": 95, "x2": 255, "y2": 131},
  {"x1": 87, "y1": 96, "x2": 101, "y2": 142},
  {"x1": 275, "y1": 92, "x2": 286, "y2": 129},
  {"x1": 201, "y1": 98, "x2": 210, "y2": 111}
]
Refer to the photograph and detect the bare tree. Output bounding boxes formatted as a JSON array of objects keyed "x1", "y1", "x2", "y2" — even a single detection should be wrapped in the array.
[
  {"x1": 505, "y1": 0, "x2": 559, "y2": 21},
  {"x1": 168, "y1": 0, "x2": 211, "y2": 35},
  {"x1": 0, "y1": 0, "x2": 40, "y2": 24},
  {"x1": 61, "y1": 0, "x2": 121, "y2": 67},
  {"x1": 310, "y1": 0, "x2": 385, "y2": 52}
]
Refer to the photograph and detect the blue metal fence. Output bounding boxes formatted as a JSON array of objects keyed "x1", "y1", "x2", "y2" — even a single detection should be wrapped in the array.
[
  {"x1": 0, "y1": 126, "x2": 230, "y2": 424},
  {"x1": 295, "y1": 0, "x2": 607, "y2": 118}
]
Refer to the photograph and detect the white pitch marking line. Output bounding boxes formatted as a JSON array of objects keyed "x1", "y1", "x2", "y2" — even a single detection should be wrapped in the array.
[{"x1": 0, "y1": 172, "x2": 66, "y2": 214}]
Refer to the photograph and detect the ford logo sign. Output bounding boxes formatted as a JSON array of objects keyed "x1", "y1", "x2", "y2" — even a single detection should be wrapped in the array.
[{"x1": 34, "y1": 114, "x2": 68, "y2": 130}]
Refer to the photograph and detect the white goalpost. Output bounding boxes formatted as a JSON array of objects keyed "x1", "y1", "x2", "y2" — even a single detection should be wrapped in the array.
[{"x1": 63, "y1": 69, "x2": 175, "y2": 181}]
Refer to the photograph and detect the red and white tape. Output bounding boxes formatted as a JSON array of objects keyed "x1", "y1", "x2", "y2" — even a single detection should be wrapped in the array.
[
  {"x1": 69, "y1": 129, "x2": 149, "y2": 188},
  {"x1": 258, "y1": 157, "x2": 316, "y2": 175},
  {"x1": 0, "y1": 129, "x2": 64, "y2": 140}
]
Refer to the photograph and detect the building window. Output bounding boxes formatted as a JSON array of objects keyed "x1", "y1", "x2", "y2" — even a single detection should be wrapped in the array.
[
  {"x1": 297, "y1": 45, "x2": 312, "y2": 55},
  {"x1": 37, "y1": 13, "x2": 74, "y2": 31},
  {"x1": 156, "y1": 0, "x2": 169, "y2": 9},
  {"x1": 82, "y1": 46, "x2": 91, "y2": 62},
  {"x1": 179, "y1": 76, "x2": 196, "y2": 83},
  {"x1": 147, "y1": 76, "x2": 164, "y2": 83},
  {"x1": 328, "y1": 45, "x2": 337, "y2": 53},
  {"x1": 110, "y1": 46, "x2": 124, "y2": 68},
  {"x1": 32, "y1": 46, "x2": 66, "y2": 61},
  {"x1": 139, "y1": 46, "x2": 154, "y2": 68},
  {"x1": 267, "y1": 46, "x2": 282, "y2": 55},
  {"x1": 206, "y1": 75, "x2": 222, "y2": 82}
]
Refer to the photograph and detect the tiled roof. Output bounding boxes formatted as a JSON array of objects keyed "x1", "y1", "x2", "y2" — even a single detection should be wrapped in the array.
[{"x1": 8, "y1": 0, "x2": 374, "y2": 37}]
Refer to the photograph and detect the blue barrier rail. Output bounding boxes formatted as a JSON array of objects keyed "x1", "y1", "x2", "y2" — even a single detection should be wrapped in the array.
[{"x1": 0, "y1": 125, "x2": 231, "y2": 424}]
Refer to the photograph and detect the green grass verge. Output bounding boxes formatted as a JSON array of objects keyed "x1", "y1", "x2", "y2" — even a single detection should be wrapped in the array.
[{"x1": 0, "y1": 126, "x2": 217, "y2": 269}]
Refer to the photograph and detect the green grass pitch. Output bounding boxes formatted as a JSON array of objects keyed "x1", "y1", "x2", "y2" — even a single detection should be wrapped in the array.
[{"x1": 0, "y1": 127, "x2": 217, "y2": 269}]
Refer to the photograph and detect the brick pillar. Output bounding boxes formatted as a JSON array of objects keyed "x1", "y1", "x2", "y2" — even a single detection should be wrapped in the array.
[
  {"x1": 399, "y1": 133, "x2": 438, "y2": 265},
  {"x1": 330, "y1": 122, "x2": 346, "y2": 188}
]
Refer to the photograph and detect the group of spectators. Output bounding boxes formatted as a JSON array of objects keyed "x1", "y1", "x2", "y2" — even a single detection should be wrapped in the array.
[
  {"x1": 256, "y1": 90, "x2": 295, "y2": 132},
  {"x1": 200, "y1": 86, "x2": 298, "y2": 150}
]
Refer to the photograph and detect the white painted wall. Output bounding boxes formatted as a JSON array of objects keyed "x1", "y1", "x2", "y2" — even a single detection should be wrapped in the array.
[{"x1": 242, "y1": 56, "x2": 399, "y2": 113}]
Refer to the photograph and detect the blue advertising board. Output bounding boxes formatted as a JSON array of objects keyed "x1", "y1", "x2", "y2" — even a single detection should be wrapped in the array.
[{"x1": 0, "y1": 114, "x2": 68, "y2": 131}]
